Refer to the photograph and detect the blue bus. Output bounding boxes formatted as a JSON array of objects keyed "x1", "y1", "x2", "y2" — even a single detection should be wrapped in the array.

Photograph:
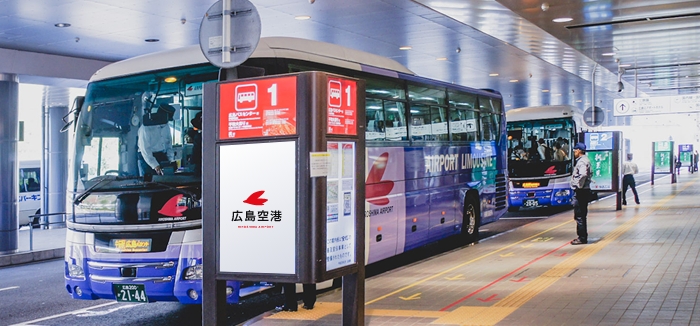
[
  {"x1": 64, "y1": 37, "x2": 508, "y2": 304},
  {"x1": 506, "y1": 105, "x2": 583, "y2": 211}
]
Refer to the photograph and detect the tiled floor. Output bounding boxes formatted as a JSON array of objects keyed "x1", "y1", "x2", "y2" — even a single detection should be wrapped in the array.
[{"x1": 247, "y1": 173, "x2": 700, "y2": 325}]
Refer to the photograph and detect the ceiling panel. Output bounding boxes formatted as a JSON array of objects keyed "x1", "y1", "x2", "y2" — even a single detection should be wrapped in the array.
[{"x1": 0, "y1": 0, "x2": 697, "y2": 121}]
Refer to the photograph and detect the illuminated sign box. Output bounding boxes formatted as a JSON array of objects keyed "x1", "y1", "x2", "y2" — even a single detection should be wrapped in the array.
[{"x1": 206, "y1": 71, "x2": 366, "y2": 284}]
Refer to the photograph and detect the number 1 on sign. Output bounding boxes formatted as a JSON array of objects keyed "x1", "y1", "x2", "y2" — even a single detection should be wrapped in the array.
[
  {"x1": 268, "y1": 84, "x2": 277, "y2": 106},
  {"x1": 345, "y1": 85, "x2": 351, "y2": 106}
]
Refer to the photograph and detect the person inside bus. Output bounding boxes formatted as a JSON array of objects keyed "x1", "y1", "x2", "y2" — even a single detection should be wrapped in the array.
[
  {"x1": 553, "y1": 142, "x2": 568, "y2": 161},
  {"x1": 138, "y1": 103, "x2": 176, "y2": 176},
  {"x1": 26, "y1": 177, "x2": 39, "y2": 192},
  {"x1": 536, "y1": 138, "x2": 551, "y2": 161},
  {"x1": 188, "y1": 111, "x2": 203, "y2": 177}
]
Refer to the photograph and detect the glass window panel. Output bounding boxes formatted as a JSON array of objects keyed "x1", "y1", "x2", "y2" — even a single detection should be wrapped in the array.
[
  {"x1": 366, "y1": 78, "x2": 405, "y2": 100},
  {"x1": 448, "y1": 91, "x2": 476, "y2": 110},
  {"x1": 430, "y1": 107, "x2": 448, "y2": 141},
  {"x1": 408, "y1": 84, "x2": 446, "y2": 106},
  {"x1": 450, "y1": 109, "x2": 478, "y2": 142},
  {"x1": 19, "y1": 167, "x2": 40, "y2": 193},
  {"x1": 365, "y1": 98, "x2": 385, "y2": 141},
  {"x1": 409, "y1": 104, "x2": 431, "y2": 141},
  {"x1": 384, "y1": 101, "x2": 407, "y2": 141},
  {"x1": 479, "y1": 96, "x2": 501, "y2": 113}
]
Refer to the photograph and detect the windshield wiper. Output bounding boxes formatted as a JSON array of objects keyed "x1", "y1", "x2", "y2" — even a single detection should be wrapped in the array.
[{"x1": 73, "y1": 175, "x2": 141, "y2": 205}]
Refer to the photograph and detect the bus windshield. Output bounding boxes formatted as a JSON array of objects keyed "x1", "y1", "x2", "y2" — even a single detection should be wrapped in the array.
[
  {"x1": 507, "y1": 118, "x2": 573, "y2": 178},
  {"x1": 69, "y1": 65, "x2": 219, "y2": 225}
]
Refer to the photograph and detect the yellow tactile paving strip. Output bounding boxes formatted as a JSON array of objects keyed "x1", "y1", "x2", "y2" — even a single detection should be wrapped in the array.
[{"x1": 258, "y1": 178, "x2": 695, "y2": 325}]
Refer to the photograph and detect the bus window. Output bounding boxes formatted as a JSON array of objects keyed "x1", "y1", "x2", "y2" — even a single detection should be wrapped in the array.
[
  {"x1": 384, "y1": 101, "x2": 407, "y2": 141},
  {"x1": 19, "y1": 167, "x2": 40, "y2": 193},
  {"x1": 479, "y1": 97, "x2": 501, "y2": 142},
  {"x1": 365, "y1": 98, "x2": 386, "y2": 141},
  {"x1": 448, "y1": 91, "x2": 478, "y2": 142}
]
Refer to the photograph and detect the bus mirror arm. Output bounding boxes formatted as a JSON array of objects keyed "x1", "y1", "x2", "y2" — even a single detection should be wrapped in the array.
[{"x1": 61, "y1": 96, "x2": 85, "y2": 133}]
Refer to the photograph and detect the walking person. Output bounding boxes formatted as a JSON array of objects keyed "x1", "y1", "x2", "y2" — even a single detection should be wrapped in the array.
[
  {"x1": 622, "y1": 153, "x2": 640, "y2": 205},
  {"x1": 570, "y1": 143, "x2": 592, "y2": 245}
]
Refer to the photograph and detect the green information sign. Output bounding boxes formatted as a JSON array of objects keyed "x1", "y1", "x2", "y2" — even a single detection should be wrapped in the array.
[
  {"x1": 655, "y1": 151, "x2": 671, "y2": 171},
  {"x1": 587, "y1": 151, "x2": 613, "y2": 190},
  {"x1": 654, "y1": 141, "x2": 671, "y2": 151},
  {"x1": 680, "y1": 151, "x2": 693, "y2": 166}
]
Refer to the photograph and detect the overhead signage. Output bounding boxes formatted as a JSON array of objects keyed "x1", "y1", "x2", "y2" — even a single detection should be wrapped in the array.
[
  {"x1": 218, "y1": 141, "x2": 297, "y2": 274},
  {"x1": 327, "y1": 77, "x2": 358, "y2": 135},
  {"x1": 219, "y1": 76, "x2": 297, "y2": 140},
  {"x1": 614, "y1": 94, "x2": 700, "y2": 116}
]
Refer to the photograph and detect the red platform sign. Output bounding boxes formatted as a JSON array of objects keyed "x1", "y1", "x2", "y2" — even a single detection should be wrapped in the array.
[
  {"x1": 327, "y1": 77, "x2": 357, "y2": 135},
  {"x1": 219, "y1": 76, "x2": 297, "y2": 139}
]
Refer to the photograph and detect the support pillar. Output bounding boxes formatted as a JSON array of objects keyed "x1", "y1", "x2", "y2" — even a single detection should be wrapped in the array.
[
  {"x1": 0, "y1": 73, "x2": 19, "y2": 254},
  {"x1": 42, "y1": 86, "x2": 69, "y2": 228}
]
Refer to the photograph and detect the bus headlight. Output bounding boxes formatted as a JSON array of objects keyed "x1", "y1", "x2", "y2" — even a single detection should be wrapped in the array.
[
  {"x1": 68, "y1": 264, "x2": 85, "y2": 278},
  {"x1": 554, "y1": 189, "x2": 571, "y2": 197},
  {"x1": 183, "y1": 264, "x2": 203, "y2": 280}
]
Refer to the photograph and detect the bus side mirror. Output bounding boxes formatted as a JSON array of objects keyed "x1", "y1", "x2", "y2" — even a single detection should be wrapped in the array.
[{"x1": 61, "y1": 96, "x2": 85, "y2": 133}]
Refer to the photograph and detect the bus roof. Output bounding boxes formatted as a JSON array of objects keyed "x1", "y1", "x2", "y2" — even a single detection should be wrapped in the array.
[
  {"x1": 506, "y1": 105, "x2": 580, "y2": 123},
  {"x1": 90, "y1": 37, "x2": 415, "y2": 82}
]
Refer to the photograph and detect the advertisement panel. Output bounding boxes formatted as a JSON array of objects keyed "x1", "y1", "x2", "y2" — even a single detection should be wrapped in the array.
[
  {"x1": 588, "y1": 151, "x2": 613, "y2": 190},
  {"x1": 326, "y1": 141, "x2": 356, "y2": 270},
  {"x1": 218, "y1": 141, "x2": 297, "y2": 274},
  {"x1": 219, "y1": 76, "x2": 297, "y2": 139}
]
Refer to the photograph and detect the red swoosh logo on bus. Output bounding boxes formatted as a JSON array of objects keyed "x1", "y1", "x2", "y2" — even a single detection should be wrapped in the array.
[
  {"x1": 544, "y1": 166, "x2": 557, "y2": 175},
  {"x1": 366, "y1": 152, "x2": 394, "y2": 205},
  {"x1": 244, "y1": 190, "x2": 268, "y2": 206},
  {"x1": 158, "y1": 194, "x2": 187, "y2": 216}
]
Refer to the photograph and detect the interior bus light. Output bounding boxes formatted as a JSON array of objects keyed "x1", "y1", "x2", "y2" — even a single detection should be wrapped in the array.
[{"x1": 522, "y1": 182, "x2": 540, "y2": 188}]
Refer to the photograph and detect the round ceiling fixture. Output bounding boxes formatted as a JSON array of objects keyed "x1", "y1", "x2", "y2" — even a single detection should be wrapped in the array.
[{"x1": 54, "y1": 23, "x2": 71, "y2": 28}]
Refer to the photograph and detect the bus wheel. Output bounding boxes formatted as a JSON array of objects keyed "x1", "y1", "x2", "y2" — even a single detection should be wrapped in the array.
[
  {"x1": 461, "y1": 195, "x2": 480, "y2": 244},
  {"x1": 32, "y1": 210, "x2": 41, "y2": 228}
]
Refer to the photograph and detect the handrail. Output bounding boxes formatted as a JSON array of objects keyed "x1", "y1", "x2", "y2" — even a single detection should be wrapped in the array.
[{"x1": 26, "y1": 212, "x2": 67, "y2": 252}]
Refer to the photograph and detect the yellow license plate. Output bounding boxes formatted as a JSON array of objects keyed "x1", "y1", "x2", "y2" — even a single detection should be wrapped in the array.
[{"x1": 111, "y1": 239, "x2": 152, "y2": 252}]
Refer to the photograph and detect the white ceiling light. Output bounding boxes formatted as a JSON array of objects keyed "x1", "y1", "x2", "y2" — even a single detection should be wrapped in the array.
[
  {"x1": 295, "y1": 15, "x2": 311, "y2": 20},
  {"x1": 602, "y1": 52, "x2": 616, "y2": 56},
  {"x1": 399, "y1": 46, "x2": 412, "y2": 50},
  {"x1": 553, "y1": 17, "x2": 573, "y2": 23}
]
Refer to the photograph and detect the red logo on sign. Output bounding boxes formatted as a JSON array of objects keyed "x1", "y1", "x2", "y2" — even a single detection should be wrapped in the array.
[
  {"x1": 234, "y1": 84, "x2": 258, "y2": 111},
  {"x1": 244, "y1": 190, "x2": 268, "y2": 206},
  {"x1": 158, "y1": 194, "x2": 188, "y2": 217},
  {"x1": 544, "y1": 166, "x2": 557, "y2": 175},
  {"x1": 366, "y1": 153, "x2": 394, "y2": 205}
]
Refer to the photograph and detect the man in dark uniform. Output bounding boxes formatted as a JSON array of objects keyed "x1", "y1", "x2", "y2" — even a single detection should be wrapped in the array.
[{"x1": 570, "y1": 142, "x2": 592, "y2": 245}]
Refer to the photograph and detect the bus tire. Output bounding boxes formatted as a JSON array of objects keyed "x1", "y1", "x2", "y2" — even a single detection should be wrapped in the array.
[
  {"x1": 32, "y1": 209, "x2": 41, "y2": 228},
  {"x1": 461, "y1": 194, "x2": 480, "y2": 244}
]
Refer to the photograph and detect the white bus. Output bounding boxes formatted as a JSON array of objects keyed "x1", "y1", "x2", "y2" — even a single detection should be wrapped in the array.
[
  {"x1": 506, "y1": 105, "x2": 584, "y2": 211},
  {"x1": 18, "y1": 160, "x2": 41, "y2": 227}
]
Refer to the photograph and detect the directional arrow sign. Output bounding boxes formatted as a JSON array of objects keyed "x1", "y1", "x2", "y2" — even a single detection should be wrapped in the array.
[
  {"x1": 399, "y1": 293, "x2": 421, "y2": 301},
  {"x1": 477, "y1": 294, "x2": 500, "y2": 302},
  {"x1": 445, "y1": 274, "x2": 465, "y2": 281}
]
